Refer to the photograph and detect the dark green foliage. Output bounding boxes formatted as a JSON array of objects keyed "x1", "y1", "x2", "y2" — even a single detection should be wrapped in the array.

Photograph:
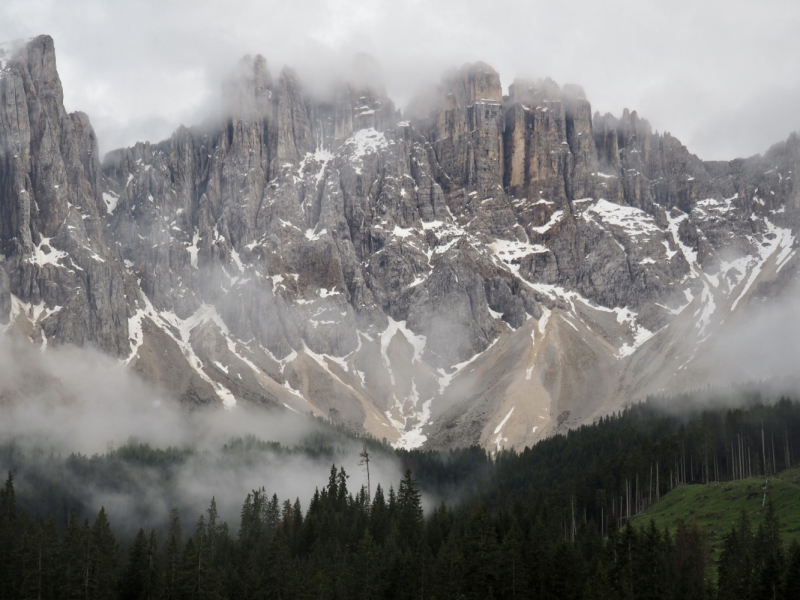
[
  {"x1": 0, "y1": 472, "x2": 21, "y2": 599},
  {"x1": 120, "y1": 528, "x2": 154, "y2": 600},
  {"x1": 162, "y1": 508, "x2": 182, "y2": 600},
  {"x1": 784, "y1": 540, "x2": 800, "y2": 600},
  {"x1": 18, "y1": 517, "x2": 59, "y2": 600},
  {"x1": 1, "y1": 394, "x2": 800, "y2": 598}
]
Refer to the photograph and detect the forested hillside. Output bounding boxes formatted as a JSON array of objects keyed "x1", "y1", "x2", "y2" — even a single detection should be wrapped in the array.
[{"x1": 2, "y1": 392, "x2": 800, "y2": 598}]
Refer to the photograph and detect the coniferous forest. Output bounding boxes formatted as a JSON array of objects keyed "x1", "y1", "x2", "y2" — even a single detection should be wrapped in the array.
[{"x1": 2, "y1": 392, "x2": 800, "y2": 599}]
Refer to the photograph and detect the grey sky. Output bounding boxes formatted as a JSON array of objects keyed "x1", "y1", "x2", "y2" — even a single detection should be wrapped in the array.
[{"x1": 2, "y1": 0, "x2": 799, "y2": 160}]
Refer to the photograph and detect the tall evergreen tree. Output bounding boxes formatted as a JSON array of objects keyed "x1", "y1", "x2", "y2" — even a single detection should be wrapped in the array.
[
  {"x1": 784, "y1": 540, "x2": 800, "y2": 600},
  {"x1": 18, "y1": 517, "x2": 58, "y2": 600},
  {"x1": 60, "y1": 515, "x2": 92, "y2": 600},
  {"x1": 396, "y1": 470, "x2": 423, "y2": 545},
  {"x1": 90, "y1": 507, "x2": 118, "y2": 600},
  {"x1": 753, "y1": 500, "x2": 784, "y2": 600},
  {"x1": 672, "y1": 520, "x2": 708, "y2": 600},
  {"x1": 120, "y1": 528, "x2": 151, "y2": 600},
  {"x1": 0, "y1": 472, "x2": 20, "y2": 599},
  {"x1": 718, "y1": 510, "x2": 755, "y2": 600},
  {"x1": 462, "y1": 505, "x2": 499, "y2": 600},
  {"x1": 163, "y1": 508, "x2": 182, "y2": 600}
]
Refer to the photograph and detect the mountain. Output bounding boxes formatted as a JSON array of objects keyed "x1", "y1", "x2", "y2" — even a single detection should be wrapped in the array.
[{"x1": 2, "y1": 35, "x2": 799, "y2": 451}]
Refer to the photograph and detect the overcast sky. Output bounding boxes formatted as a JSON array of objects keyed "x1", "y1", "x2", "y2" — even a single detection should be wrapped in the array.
[{"x1": 2, "y1": 0, "x2": 799, "y2": 160}]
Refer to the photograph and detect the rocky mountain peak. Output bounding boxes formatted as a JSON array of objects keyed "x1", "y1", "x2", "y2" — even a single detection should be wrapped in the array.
[
  {"x1": 222, "y1": 53, "x2": 273, "y2": 119},
  {"x1": 2, "y1": 36, "x2": 800, "y2": 453}
]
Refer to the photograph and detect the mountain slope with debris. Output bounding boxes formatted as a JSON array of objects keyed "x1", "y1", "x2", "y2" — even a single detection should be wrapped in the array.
[{"x1": 2, "y1": 36, "x2": 799, "y2": 451}]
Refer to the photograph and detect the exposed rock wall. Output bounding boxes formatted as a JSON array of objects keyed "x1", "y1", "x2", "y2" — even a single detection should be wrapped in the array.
[
  {"x1": 0, "y1": 36, "x2": 131, "y2": 354},
  {"x1": 2, "y1": 36, "x2": 800, "y2": 452}
]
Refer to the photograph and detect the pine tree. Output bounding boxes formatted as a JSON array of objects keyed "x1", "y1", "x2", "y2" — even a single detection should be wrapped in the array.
[
  {"x1": 462, "y1": 505, "x2": 499, "y2": 600},
  {"x1": 60, "y1": 515, "x2": 92, "y2": 600},
  {"x1": 291, "y1": 498, "x2": 303, "y2": 551},
  {"x1": 0, "y1": 471, "x2": 20, "y2": 599},
  {"x1": 120, "y1": 528, "x2": 150, "y2": 600},
  {"x1": 163, "y1": 508, "x2": 182, "y2": 600},
  {"x1": 176, "y1": 514, "x2": 224, "y2": 600},
  {"x1": 266, "y1": 527, "x2": 292, "y2": 600},
  {"x1": 633, "y1": 520, "x2": 667, "y2": 600},
  {"x1": 718, "y1": 510, "x2": 754, "y2": 600},
  {"x1": 235, "y1": 491, "x2": 268, "y2": 598},
  {"x1": 546, "y1": 540, "x2": 580, "y2": 600},
  {"x1": 753, "y1": 500, "x2": 784, "y2": 600},
  {"x1": 396, "y1": 470, "x2": 423, "y2": 546},
  {"x1": 369, "y1": 484, "x2": 390, "y2": 545},
  {"x1": 90, "y1": 507, "x2": 118, "y2": 600},
  {"x1": 585, "y1": 561, "x2": 615, "y2": 600},
  {"x1": 353, "y1": 529, "x2": 382, "y2": 600},
  {"x1": 672, "y1": 520, "x2": 708, "y2": 600},
  {"x1": 784, "y1": 540, "x2": 800, "y2": 600},
  {"x1": 203, "y1": 498, "x2": 227, "y2": 598},
  {"x1": 266, "y1": 494, "x2": 280, "y2": 535},
  {"x1": 18, "y1": 517, "x2": 58, "y2": 600},
  {"x1": 500, "y1": 523, "x2": 526, "y2": 599},
  {"x1": 525, "y1": 521, "x2": 550, "y2": 599},
  {"x1": 146, "y1": 530, "x2": 161, "y2": 599}
]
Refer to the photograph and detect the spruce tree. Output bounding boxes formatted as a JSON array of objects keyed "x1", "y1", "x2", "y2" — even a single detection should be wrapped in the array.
[
  {"x1": 499, "y1": 524, "x2": 525, "y2": 600},
  {"x1": 120, "y1": 528, "x2": 150, "y2": 600},
  {"x1": 0, "y1": 472, "x2": 20, "y2": 599},
  {"x1": 60, "y1": 515, "x2": 92, "y2": 600},
  {"x1": 18, "y1": 517, "x2": 58, "y2": 600},
  {"x1": 753, "y1": 500, "x2": 784, "y2": 600},
  {"x1": 462, "y1": 505, "x2": 499, "y2": 600},
  {"x1": 163, "y1": 508, "x2": 182, "y2": 600},
  {"x1": 718, "y1": 510, "x2": 755, "y2": 600},
  {"x1": 266, "y1": 527, "x2": 292, "y2": 600},
  {"x1": 784, "y1": 540, "x2": 800, "y2": 600},
  {"x1": 396, "y1": 470, "x2": 423, "y2": 545},
  {"x1": 90, "y1": 507, "x2": 118, "y2": 600},
  {"x1": 672, "y1": 520, "x2": 708, "y2": 600}
]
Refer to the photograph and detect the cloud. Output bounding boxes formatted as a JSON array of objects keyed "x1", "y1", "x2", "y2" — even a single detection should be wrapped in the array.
[
  {"x1": 699, "y1": 280, "x2": 800, "y2": 389},
  {"x1": 0, "y1": 332, "x2": 405, "y2": 530},
  {"x1": 1, "y1": 0, "x2": 798, "y2": 159}
]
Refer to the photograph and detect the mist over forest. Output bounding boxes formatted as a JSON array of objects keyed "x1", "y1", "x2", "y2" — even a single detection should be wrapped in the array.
[{"x1": 3, "y1": 1, "x2": 800, "y2": 598}]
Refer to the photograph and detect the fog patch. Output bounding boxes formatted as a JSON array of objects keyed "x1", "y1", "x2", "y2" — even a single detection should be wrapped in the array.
[{"x1": 0, "y1": 332, "x2": 405, "y2": 531}]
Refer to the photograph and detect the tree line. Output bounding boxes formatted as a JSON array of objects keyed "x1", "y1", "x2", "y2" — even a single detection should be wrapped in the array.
[{"x1": 1, "y1": 392, "x2": 800, "y2": 598}]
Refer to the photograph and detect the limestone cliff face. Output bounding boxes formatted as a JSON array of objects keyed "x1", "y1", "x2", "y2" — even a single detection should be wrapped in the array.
[
  {"x1": 0, "y1": 36, "x2": 132, "y2": 355},
  {"x1": 2, "y1": 36, "x2": 800, "y2": 452}
]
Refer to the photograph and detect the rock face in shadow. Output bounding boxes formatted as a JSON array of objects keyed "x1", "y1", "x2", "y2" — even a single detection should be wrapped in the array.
[{"x1": 2, "y1": 36, "x2": 800, "y2": 451}]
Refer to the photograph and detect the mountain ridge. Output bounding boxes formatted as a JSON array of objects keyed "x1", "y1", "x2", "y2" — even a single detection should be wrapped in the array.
[{"x1": 2, "y1": 35, "x2": 799, "y2": 451}]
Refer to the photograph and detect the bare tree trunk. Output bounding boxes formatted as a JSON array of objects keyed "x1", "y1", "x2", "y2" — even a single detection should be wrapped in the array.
[
  {"x1": 772, "y1": 431, "x2": 777, "y2": 474},
  {"x1": 739, "y1": 434, "x2": 744, "y2": 480},
  {"x1": 571, "y1": 496, "x2": 575, "y2": 541},
  {"x1": 786, "y1": 429, "x2": 791, "y2": 469},
  {"x1": 682, "y1": 452, "x2": 686, "y2": 484},
  {"x1": 359, "y1": 445, "x2": 372, "y2": 514}
]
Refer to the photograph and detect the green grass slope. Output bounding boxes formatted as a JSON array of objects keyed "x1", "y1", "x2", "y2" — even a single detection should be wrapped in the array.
[
  {"x1": 633, "y1": 467, "x2": 800, "y2": 562},
  {"x1": 634, "y1": 466, "x2": 800, "y2": 561}
]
